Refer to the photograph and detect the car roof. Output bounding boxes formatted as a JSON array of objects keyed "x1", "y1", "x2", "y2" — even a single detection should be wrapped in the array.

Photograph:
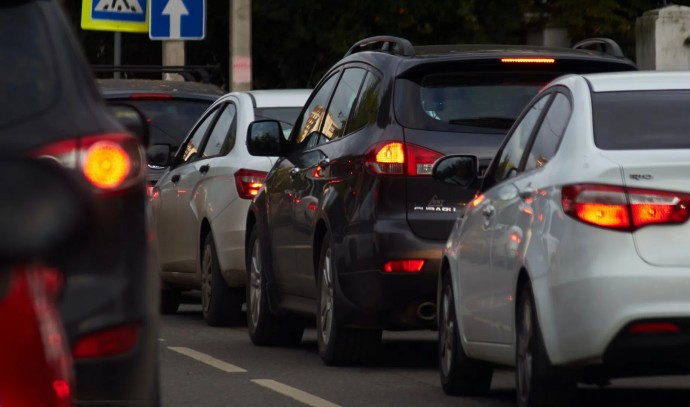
[
  {"x1": 97, "y1": 79, "x2": 224, "y2": 100},
  {"x1": 241, "y1": 89, "x2": 312, "y2": 108},
  {"x1": 582, "y1": 71, "x2": 690, "y2": 92}
]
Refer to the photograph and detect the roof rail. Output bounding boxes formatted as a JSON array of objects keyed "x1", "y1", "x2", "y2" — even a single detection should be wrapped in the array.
[
  {"x1": 344, "y1": 36, "x2": 415, "y2": 58},
  {"x1": 572, "y1": 38, "x2": 625, "y2": 58},
  {"x1": 91, "y1": 65, "x2": 223, "y2": 84}
]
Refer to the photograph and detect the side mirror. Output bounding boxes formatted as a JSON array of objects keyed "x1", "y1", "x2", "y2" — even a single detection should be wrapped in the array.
[
  {"x1": 147, "y1": 144, "x2": 172, "y2": 169},
  {"x1": 108, "y1": 104, "x2": 150, "y2": 148},
  {"x1": 247, "y1": 120, "x2": 285, "y2": 157},
  {"x1": 0, "y1": 158, "x2": 90, "y2": 266},
  {"x1": 432, "y1": 155, "x2": 478, "y2": 188}
]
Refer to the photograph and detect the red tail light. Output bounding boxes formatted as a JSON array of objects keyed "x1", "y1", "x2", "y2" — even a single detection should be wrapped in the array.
[
  {"x1": 32, "y1": 134, "x2": 145, "y2": 193},
  {"x1": 365, "y1": 142, "x2": 443, "y2": 176},
  {"x1": 129, "y1": 93, "x2": 172, "y2": 101},
  {"x1": 628, "y1": 322, "x2": 681, "y2": 334},
  {"x1": 383, "y1": 259, "x2": 425, "y2": 273},
  {"x1": 562, "y1": 184, "x2": 690, "y2": 231},
  {"x1": 235, "y1": 169, "x2": 267, "y2": 199},
  {"x1": 501, "y1": 57, "x2": 556, "y2": 64},
  {"x1": 73, "y1": 323, "x2": 141, "y2": 359}
]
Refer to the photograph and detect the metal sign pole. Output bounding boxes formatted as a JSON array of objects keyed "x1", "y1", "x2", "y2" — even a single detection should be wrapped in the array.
[{"x1": 114, "y1": 31, "x2": 122, "y2": 79}]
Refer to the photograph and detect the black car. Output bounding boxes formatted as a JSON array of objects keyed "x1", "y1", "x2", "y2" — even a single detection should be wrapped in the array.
[
  {"x1": 98, "y1": 78, "x2": 223, "y2": 190},
  {"x1": 2, "y1": 1, "x2": 159, "y2": 405},
  {"x1": 244, "y1": 36, "x2": 637, "y2": 365}
]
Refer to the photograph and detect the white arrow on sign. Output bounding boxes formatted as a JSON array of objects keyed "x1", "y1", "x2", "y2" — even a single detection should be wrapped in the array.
[{"x1": 163, "y1": 0, "x2": 189, "y2": 38}]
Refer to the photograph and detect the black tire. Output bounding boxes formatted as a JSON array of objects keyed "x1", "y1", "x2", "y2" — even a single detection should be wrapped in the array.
[
  {"x1": 200, "y1": 233, "x2": 244, "y2": 327},
  {"x1": 438, "y1": 271, "x2": 493, "y2": 396},
  {"x1": 160, "y1": 286, "x2": 181, "y2": 315},
  {"x1": 246, "y1": 224, "x2": 304, "y2": 346},
  {"x1": 516, "y1": 283, "x2": 577, "y2": 407},
  {"x1": 316, "y1": 233, "x2": 381, "y2": 366}
]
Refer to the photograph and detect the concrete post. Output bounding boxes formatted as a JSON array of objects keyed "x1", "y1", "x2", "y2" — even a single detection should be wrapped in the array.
[
  {"x1": 162, "y1": 40, "x2": 185, "y2": 81},
  {"x1": 526, "y1": 26, "x2": 569, "y2": 48},
  {"x1": 636, "y1": 5, "x2": 690, "y2": 70},
  {"x1": 230, "y1": 0, "x2": 252, "y2": 91}
]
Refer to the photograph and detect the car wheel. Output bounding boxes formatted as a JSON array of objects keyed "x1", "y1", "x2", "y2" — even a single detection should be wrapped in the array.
[
  {"x1": 200, "y1": 232, "x2": 244, "y2": 327},
  {"x1": 438, "y1": 271, "x2": 493, "y2": 396},
  {"x1": 160, "y1": 286, "x2": 181, "y2": 315},
  {"x1": 516, "y1": 282, "x2": 576, "y2": 407},
  {"x1": 316, "y1": 233, "x2": 381, "y2": 366},
  {"x1": 246, "y1": 224, "x2": 304, "y2": 346}
]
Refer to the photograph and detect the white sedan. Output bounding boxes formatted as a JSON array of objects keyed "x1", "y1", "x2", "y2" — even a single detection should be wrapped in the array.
[
  {"x1": 434, "y1": 71, "x2": 690, "y2": 407},
  {"x1": 151, "y1": 89, "x2": 310, "y2": 326}
]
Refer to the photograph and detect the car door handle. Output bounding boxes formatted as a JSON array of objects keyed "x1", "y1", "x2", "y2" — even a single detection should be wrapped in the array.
[
  {"x1": 289, "y1": 168, "x2": 301, "y2": 178},
  {"x1": 318, "y1": 158, "x2": 330, "y2": 168},
  {"x1": 482, "y1": 204, "x2": 495, "y2": 218},
  {"x1": 519, "y1": 190, "x2": 533, "y2": 200},
  {"x1": 199, "y1": 164, "x2": 210, "y2": 174},
  {"x1": 171, "y1": 174, "x2": 180, "y2": 183}
]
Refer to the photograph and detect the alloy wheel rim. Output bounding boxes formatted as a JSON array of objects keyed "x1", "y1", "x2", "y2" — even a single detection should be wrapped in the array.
[
  {"x1": 249, "y1": 241, "x2": 262, "y2": 329},
  {"x1": 517, "y1": 297, "x2": 533, "y2": 401},
  {"x1": 201, "y1": 243, "x2": 212, "y2": 314},
  {"x1": 319, "y1": 248, "x2": 334, "y2": 346},
  {"x1": 440, "y1": 286, "x2": 454, "y2": 376}
]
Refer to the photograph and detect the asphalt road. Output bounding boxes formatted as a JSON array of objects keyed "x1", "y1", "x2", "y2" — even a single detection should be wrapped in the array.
[{"x1": 160, "y1": 303, "x2": 690, "y2": 407}]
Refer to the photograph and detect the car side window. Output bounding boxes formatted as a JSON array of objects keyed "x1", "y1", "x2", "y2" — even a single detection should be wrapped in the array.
[
  {"x1": 493, "y1": 95, "x2": 551, "y2": 182},
  {"x1": 346, "y1": 72, "x2": 381, "y2": 134},
  {"x1": 200, "y1": 103, "x2": 237, "y2": 158},
  {"x1": 321, "y1": 68, "x2": 367, "y2": 142},
  {"x1": 179, "y1": 106, "x2": 219, "y2": 165},
  {"x1": 524, "y1": 92, "x2": 572, "y2": 172},
  {"x1": 293, "y1": 73, "x2": 339, "y2": 150}
]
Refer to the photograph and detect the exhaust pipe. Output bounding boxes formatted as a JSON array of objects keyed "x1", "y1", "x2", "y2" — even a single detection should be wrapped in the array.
[{"x1": 416, "y1": 301, "x2": 437, "y2": 321}]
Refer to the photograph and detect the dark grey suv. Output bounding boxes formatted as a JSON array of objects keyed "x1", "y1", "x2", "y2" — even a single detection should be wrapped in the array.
[{"x1": 245, "y1": 35, "x2": 636, "y2": 366}]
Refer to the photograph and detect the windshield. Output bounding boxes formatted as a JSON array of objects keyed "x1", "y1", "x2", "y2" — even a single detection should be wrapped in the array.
[
  {"x1": 396, "y1": 72, "x2": 557, "y2": 133},
  {"x1": 592, "y1": 90, "x2": 690, "y2": 150},
  {"x1": 123, "y1": 99, "x2": 212, "y2": 147},
  {"x1": 255, "y1": 107, "x2": 302, "y2": 138}
]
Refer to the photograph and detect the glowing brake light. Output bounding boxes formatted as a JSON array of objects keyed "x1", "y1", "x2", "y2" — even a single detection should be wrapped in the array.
[
  {"x1": 73, "y1": 323, "x2": 141, "y2": 359},
  {"x1": 129, "y1": 93, "x2": 172, "y2": 101},
  {"x1": 235, "y1": 169, "x2": 267, "y2": 199},
  {"x1": 383, "y1": 259, "x2": 425, "y2": 273},
  {"x1": 83, "y1": 141, "x2": 131, "y2": 189},
  {"x1": 562, "y1": 184, "x2": 690, "y2": 231},
  {"x1": 32, "y1": 134, "x2": 145, "y2": 192},
  {"x1": 365, "y1": 142, "x2": 443, "y2": 176},
  {"x1": 501, "y1": 58, "x2": 556, "y2": 64}
]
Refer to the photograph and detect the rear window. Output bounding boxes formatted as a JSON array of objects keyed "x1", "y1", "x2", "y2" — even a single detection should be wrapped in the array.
[
  {"x1": 593, "y1": 90, "x2": 690, "y2": 150},
  {"x1": 122, "y1": 99, "x2": 212, "y2": 147},
  {"x1": 0, "y1": 2, "x2": 58, "y2": 128},
  {"x1": 396, "y1": 72, "x2": 556, "y2": 133},
  {"x1": 255, "y1": 107, "x2": 302, "y2": 138}
]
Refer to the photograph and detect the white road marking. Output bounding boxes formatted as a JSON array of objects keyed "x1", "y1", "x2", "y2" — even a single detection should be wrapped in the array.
[
  {"x1": 168, "y1": 347, "x2": 247, "y2": 373},
  {"x1": 252, "y1": 379, "x2": 341, "y2": 407}
]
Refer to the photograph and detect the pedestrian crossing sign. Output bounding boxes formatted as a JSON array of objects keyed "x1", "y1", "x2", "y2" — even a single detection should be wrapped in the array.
[{"x1": 81, "y1": 0, "x2": 149, "y2": 33}]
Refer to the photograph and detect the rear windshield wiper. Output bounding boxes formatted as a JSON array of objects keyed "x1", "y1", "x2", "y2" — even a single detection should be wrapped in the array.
[{"x1": 448, "y1": 117, "x2": 515, "y2": 129}]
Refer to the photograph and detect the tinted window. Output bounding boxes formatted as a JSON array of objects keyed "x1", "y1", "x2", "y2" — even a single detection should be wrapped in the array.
[
  {"x1": 255, "y1": 107, "x2": 302, "y2": 139},
  {"x1": 524, "y1": 93, "x2": 571, "y2": 171},
  {"x1": 396, "y1": 71, "x2": 556, "y2": 133},
  {"x1": 494, "y1": 96, "x2": 550, "y2": 182},
  {"x1": 593, "y1": 90, "x2": 690, "y2": 150},
  {"x1": 123, "y1": 100, "x2": 211, "y2": 147},
  {"x1": 321, "y1": 68, "x2": 367, "y2": 142},
  {"x1": 0, "y1": 4, "x2": 58, "y2": 127},
  {"x1": 294, "y1": 74, "x2": 339, "y2": 149},
  {"x1": 179, "y1": 107, "x2": 218, "y2": 164},
  {"x1": 202, "y1": 104, "x2": 237, "y2": 157},
  {"x1": 346, "y1": 72, "x2": 381, "y2": 134}
]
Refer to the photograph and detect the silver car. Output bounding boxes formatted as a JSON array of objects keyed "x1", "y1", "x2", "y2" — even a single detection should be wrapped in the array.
[{"x1": 434, "y1": 71, "x2": 690, "y2": 407}]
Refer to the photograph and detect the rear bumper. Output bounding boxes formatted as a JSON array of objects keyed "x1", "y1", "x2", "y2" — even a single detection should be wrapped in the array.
[{"x1": 334, "y1": 219, "x2": 443, "y2": 329}]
